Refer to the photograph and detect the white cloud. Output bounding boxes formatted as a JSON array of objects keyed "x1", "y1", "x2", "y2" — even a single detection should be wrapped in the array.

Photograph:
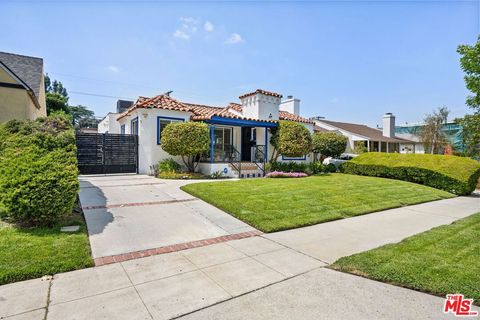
[
  {"x1": 107, "y1": 65, "x2": 120, "y2": 73},
  {"x1": 204, "y1": 21, "x2": 214, "y2": 32},
  {"x1": 173, "y1": 17, "x2": 200, "y2": 40},
  {"x1": 173, "y1": 29, "x2": 190, "y2": 40},
  {"x1": 225, "y1": 33, "x2": 244, "y2": 44},
  {"x1": 180, "y1": 17, "x2": 198, "y2": 24}
]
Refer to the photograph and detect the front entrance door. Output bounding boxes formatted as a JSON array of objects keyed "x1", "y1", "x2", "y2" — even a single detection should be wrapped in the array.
[{"x1": 241, "y1": 127, "x2": 255, "y2": 161}]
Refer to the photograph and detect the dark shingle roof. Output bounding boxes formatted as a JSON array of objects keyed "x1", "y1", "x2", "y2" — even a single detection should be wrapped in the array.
[
  {"x1": 318, "y1": 119, "x2": 412, "y2": 143},
  {"x1": 0, "y1": 52, "x2": 43, "y2": 99}
]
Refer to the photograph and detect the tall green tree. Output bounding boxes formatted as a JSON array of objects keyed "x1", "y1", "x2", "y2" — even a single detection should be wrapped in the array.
[
  {"x1": 457, "y1": 37, "x2": 480, "y2": 156},
  {"x1": 69, "y1": 105, "x2": 99, "y2": 128},
  {"x1": 44, "y1": 74, "x2": 99, "y2": 128},
  {"x1": 45, "y1": 93, "x2": 69, "y2": 115},
  {"x1": 44, "y1": 74, "x2": 68, "y2": 98}
]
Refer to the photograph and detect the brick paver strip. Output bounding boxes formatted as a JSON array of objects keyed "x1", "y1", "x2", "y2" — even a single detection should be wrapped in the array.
[
  {"x1": 82, "y1": 198, "x2": 198, "y2": 210},
  {"x1": 80, "y1": 182, "x2": 166, "y2": 189},
  {"x1": 94, "y1": 230, "x2": 263, "y2": 266}
]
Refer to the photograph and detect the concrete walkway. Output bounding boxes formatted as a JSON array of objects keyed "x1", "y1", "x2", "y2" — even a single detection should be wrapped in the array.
[
  {"x1": 265, "y1": 195, "x2": 480, "y2": 263},
  {"x1": 1, "y1": 194, "x2": 479, "y2": 319},
  {"x1": 79, "y1": 175, "x2": 255, "y2": 260}
]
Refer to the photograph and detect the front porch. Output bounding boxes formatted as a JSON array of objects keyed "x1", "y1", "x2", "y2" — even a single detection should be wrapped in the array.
[{"x1": 198, "y1": 116, "x2": 278, "y2": 178}]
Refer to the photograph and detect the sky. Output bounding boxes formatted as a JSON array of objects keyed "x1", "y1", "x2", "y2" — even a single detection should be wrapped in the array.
[{"x1": 1, "y1": 0, "x2": 478, "y2": 127}]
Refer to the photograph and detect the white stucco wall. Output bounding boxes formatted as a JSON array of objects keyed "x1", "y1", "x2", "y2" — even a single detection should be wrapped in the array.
[
  {"x1": 115, "y1": 107, "x2": 316, "y2": 175},
  {"x1": 240, "y1": 94, "x2": 281, "y2": 121},
  {"x1": 197, "y1": 163, "x2": 238, "y2": 178},
  {"x1": 98, "y1": 113, "x2": 120, "y2": 134}
]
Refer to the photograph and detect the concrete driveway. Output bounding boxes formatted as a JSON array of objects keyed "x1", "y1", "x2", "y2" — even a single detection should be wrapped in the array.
[
  {"x1": 79, "y1": 175, "x2": 256, "y2": 261},
  {"x1": 2, "y1": 195, "x2": 479, "y2": 319}
]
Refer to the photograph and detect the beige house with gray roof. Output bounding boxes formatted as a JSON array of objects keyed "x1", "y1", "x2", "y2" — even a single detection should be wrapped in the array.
[{"x1": 0, "y1": 52, "x2": 47, "y2": 122}]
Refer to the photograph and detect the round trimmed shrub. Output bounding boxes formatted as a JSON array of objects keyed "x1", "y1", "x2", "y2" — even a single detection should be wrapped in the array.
[
  {"x1": 160, "y1": 122, "x2": 210, "y2": 172},
  {"x1": 270, "y1": 121, "x2": 312, "y2": 159},
  {"x1": 312, "y1": 132, "x2": 348, "y2": 161}
]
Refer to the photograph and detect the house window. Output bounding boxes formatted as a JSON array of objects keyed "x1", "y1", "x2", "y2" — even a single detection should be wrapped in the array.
[
  {"x1": 213, "y1": 127, "x2": 233, "y2": 150},
  {"x1": 131, "y1": 117, "x2": 138, "y2": 135},
  {"x1": 120, "y1": 125, "x2": 125, "y2": 135},
  {"x1": 157, "y1": 116, "x2": 184, "y2": 144},
  {"x1": 282, "y1": 155, "x2": 307, "y2": 161}
]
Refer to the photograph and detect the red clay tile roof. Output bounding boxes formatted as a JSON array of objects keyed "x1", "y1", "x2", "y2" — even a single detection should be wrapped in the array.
[
  {"x1": 117, "y1": 93, "x2": 314, "y2": 126},
  {"x1": 278, "y1": 111, "x2": 314, "y2": 124},
  {"x1": 118, "y1": 95, "x2": 276, "y2": 123},
  {"x1": 226, "y1": 102, "x2": 243, "y2": 112},
  {"x1": 117, "y1": 95, "x2": 191, "y2": 120},
  {"x1": 239, "y1": 89, "x2": 283, "y2": 99}
]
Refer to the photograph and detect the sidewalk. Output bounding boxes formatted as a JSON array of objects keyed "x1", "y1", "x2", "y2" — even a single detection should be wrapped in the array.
[{"x1": 1, "y1": 196, "x2": 478, "y2": 320}]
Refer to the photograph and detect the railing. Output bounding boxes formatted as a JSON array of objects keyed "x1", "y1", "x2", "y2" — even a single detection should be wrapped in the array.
[
  {"x1": 252, "y1": 145, "x2": 266, "y2": 176},
  {"x1": 227, "y1": 145, "x2": 242, "y2": 177},
  {"x1": 201, "y1": 144, "x2": 242, "y2": 176}
]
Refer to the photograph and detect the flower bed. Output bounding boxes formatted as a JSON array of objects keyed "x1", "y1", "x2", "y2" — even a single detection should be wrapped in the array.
[{"x1": 265, "y1": 171, "x2": 308, "y2": 178}]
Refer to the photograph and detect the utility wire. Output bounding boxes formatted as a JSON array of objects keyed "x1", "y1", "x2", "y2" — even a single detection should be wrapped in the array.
[{"x1": 69, "y1": 90, "x2": 135, "y2": 100}]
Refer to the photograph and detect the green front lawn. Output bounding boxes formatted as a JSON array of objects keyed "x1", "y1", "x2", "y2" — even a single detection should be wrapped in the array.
[
  {"x1": 0, "y1": 216, "x2": 94, "y2": 285},
  {"x1": 332, "y1": 213, "x2": 480, "y2": 304},
  {"x1": 181, "y1": 173, "x2": 454, "y2": 232}
]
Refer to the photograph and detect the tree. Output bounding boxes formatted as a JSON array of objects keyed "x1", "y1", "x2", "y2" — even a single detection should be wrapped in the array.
[
  {"x1": 312, "y1": 132, "x2": 348, "y2": 161},
  {"x1": 457, "y1": 114, "x2": 480, "y2": 156},
  {"x1": 45, "y1": 75, "x2": 69, "y2": 115},
  {"x1": 419, "y1": 107, "x2": 450, "y2": 154},
  {"x1": 270, "y1": 121, "x2": 312, "y2": 161},
  {"x1": 69, "y1": 105, "x2": 99, "y2": 128},
  {"x1": 45, "y1": 74, "x2": 68, "y2": 98},
  {"x1": 160, "y1": 122, "x2": 210, "y2": 172},
  {"x1": 46, "y1": 92, "x2": 69, "y2": 115},
  {"x1": 457, "y1": 37, "x2": 480, "y2": 156},
  {"x1": 44, "y1": 74, "x2": 99, "y2": 128}
]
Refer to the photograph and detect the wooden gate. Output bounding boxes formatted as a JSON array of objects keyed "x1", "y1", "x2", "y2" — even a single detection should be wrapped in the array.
[{"x1": 76, "y1": 133, "x2": 138, "y2": 174}]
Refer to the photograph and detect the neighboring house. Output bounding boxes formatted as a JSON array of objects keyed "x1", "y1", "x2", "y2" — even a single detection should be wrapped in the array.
[
  {"x1": 0, "y1": 52, "x2": 46, "y2": 122},
  {"x1": 395, "y1": 121, "x2": 463, "y2": 154},
  {"x1": 101, "y1": 90, "x2": 315, "y2": 177},
  {"x1": 98, "y1": 100, "x2": 133, "y2": 134},
  {"x1": 312, "y1": 113, "x2": 417, "y2": 153}
]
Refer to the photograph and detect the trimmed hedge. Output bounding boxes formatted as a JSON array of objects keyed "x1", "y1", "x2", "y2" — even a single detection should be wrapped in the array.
[
  {"x1": 0, "y1": 116, "x2": 79, "y2": 226},
  {"x1": 340, "y1": 153, "x2": 480, "y2": 195}
]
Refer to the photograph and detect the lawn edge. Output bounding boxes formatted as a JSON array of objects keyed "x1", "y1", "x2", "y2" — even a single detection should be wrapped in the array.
[
  {"x1": 180, "y1": 179, "x2": 456, "y2": 233},
  {"x1": 328, "y1": 214, "x2": 480, "y2": 306}
]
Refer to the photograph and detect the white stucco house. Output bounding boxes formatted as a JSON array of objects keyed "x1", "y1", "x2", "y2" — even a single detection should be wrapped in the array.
[
  {"x1": 312, "y1": 113, "x2": 419, "y2": 153},
  {"x1": 99, "y1": 89, "x2": 315, "y2": 177}
]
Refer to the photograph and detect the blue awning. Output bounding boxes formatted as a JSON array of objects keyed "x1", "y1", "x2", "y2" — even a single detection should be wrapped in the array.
[{"x1": 205, "y1": 116, "x2": 278, "y2": 128}]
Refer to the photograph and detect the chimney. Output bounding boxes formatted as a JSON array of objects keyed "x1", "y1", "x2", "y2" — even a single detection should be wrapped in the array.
[
  {"x1": 279, "y1": 95, "x2": 301, "y2": 115},
  {"x1": 239, "y1": 89, "x2": 281, "y2": 121},
  {"x1": 116, "y1": 100, "x2": 134, "y2": 113},
  {"x1": 382, "y1": 113, "x2": 395, "y2": 138}
]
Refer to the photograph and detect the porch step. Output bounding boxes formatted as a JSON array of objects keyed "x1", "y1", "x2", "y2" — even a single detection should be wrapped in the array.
[{"x1": 228, "y1": 162, "x2": 265, "y2": 179}]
